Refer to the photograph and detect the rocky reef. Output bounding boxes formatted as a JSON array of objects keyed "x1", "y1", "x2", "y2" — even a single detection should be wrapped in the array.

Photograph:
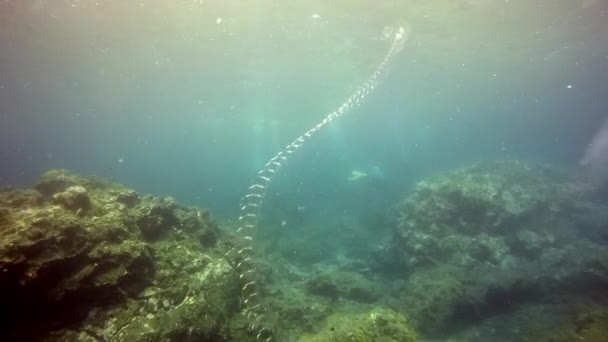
[
  {"x1": 380, "y1": 160, "x2": 608, "y2": 339},
  {"x1": 259, "y1": 263, "x2": 417, "y2": 341},
  {"x1": 0, "y1": 169, "x2": 420, "y2": 342},
  {"x1": 0, "y1": 170, "x2": 245, "y2": 341},
  {"x1": 299, "y1": 308, "x2": 417, "y2": 342},
  {"x1": 6, "y1": 161, "x2": 602, "y2": 341}
]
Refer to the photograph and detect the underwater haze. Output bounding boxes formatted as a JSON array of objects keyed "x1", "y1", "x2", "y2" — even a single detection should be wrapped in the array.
[
  {"x1": 1, "y1": 0, "x2": 606, "y2": 218},
  {"x1": 1, "y1": 0, "x2": 608, "y2": 341}
]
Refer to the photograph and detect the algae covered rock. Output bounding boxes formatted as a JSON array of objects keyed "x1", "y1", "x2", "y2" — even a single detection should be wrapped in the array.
[
  {"x1": 115, "y1": 189, "x2": 140, "y2": 207},
  {"x1": 0, "y1": 188, "x2": 44, "y2": 207},
  {"x1": 136, "y1": 196, "x2": 181, "y2": 240},
  {"x1": 396, "y1": 266, "x2": 465, "y2": 332},
  {"x1": 35, "y1": 169, "x2": 84, "y2": 197},
  {"x1": 300, "y1": 308, "x2": 417, "y2": 342},
  {"x1": 135, "y1": 195, "x2": 217, "y2": 246},
  {"x1": 0, "y1": 190, "x2": 154, "y2": 339},
  {"x1": 52, "y1": 185, "x2": 92, "y2": 213},
  {"x1": 384, "y1": 161, "x2": 608, "y2": 338},
  {"x1": 261, "y1": 282, "x2": 334, "y2": 337},
  {"x1": 306, "y1": 270, "x2": 381, "y2": 303},
  {"x1": 0, "y1": 170, "x2": 238, "y2": 341},
  {"x1": 392, "y1": 160, "x2": 592, "y2": 269},
  {"x1": 61, "y1": 257, "x2": 239, "y2": 342}
]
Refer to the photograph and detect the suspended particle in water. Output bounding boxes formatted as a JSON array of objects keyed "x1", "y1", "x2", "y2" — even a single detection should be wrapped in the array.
[{"x1": 381, "y1": 26, "x2": 394, "y2": 40}]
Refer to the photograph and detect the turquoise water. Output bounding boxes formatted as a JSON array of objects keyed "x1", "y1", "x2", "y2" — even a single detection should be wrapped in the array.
[
  {"x1": 2, "y1": 1, "x2": 605, "y2": 219},
  {"x1": 1, "y1": 1, "x2": 608, "y2": 340}
]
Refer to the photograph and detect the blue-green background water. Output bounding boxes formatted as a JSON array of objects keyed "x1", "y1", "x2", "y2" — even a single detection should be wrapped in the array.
[{"x1": 1, "y1": 0, "x2": 607, "y2": 222}]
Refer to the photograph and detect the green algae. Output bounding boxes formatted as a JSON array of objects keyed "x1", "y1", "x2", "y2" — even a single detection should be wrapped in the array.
[
  {"x1": 0, "y1": 170, "x2": 241, "y2": 341},
  {"x1": 6, "y1": 161, "x2": 605, "y2": 341},
  {"x1": 384, "y1": 160, "x2": 608, "y2": 338},
  {"x1": 299, "y1": 308, "x2": 418, "y2": 342}
]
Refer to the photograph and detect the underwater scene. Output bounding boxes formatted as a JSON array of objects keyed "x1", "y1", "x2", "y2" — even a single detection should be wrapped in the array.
[{"x1": 1, "y1": 0, "x2": 608, "y2": 341}]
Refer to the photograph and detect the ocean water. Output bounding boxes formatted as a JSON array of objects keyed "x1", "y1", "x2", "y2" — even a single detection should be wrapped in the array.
[
  {"x1": 2, "y1": 0, "x2": 605, "y2": 218},
  {"x1": 1, "y1": 0, "x2": 608, "y2": 341}
]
